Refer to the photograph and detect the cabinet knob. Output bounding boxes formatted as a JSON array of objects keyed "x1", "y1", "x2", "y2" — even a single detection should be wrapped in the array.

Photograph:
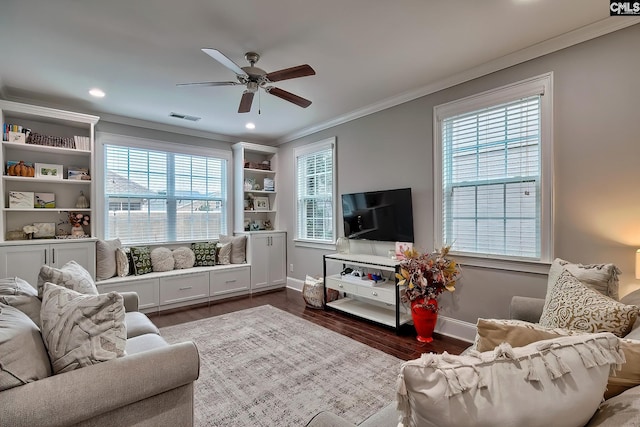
[
  {"x1": 371, "y1": 291, "x2": 378, "y2": 296},
  {"x1": 338, "y1": 284, "x2": 343, "y2": 288}
]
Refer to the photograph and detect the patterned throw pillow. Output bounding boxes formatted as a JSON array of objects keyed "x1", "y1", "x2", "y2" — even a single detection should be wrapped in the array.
[
  {"x1": 37, "y1": 261, "x2": 97, "y2": 297},
  {"x1": 129, "y1": 246, "x2": 153, "y2": 275},
  {"x1": 191, "y1": 242, "x2": 217, "y2": 266},
  {"x1": 40, "y1": 283, "x2": 126, "y2": 374},
  {"x1": 547, "y1": 258, "x2": 621, "y2": 300},
  {"x1": 474, "y1": 318, "x2": 640, "y2": 400},
  {"x1": 540, "y1": 269, "x2": 639, "y2": 337},
  {"x1": 397, "y1": 333, "x2": 622, "y2": 427},
  {"x1": 217, "y1": 242, "x2": 232, "y2": 265},
  {"x1": 115, "y1": 248, "x2": 129, "y2": 277}
]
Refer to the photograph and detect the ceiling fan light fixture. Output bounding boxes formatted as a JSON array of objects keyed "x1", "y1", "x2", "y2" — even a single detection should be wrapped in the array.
[
  {"x1": 89, "y1": 88, "x2": 105, "y2": 98},
  {"x1": 245, "y1": 122, "x2": 256, "y2": 130}
]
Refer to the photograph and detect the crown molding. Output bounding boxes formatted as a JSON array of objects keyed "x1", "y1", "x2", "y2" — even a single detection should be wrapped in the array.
[{"x1": 277, "y1": 17, "x2": 640, "y2": 145}]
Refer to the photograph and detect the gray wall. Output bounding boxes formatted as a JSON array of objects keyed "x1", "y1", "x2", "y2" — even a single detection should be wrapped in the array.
[{"x1": 278, "y1": 24, "x2": 640, "y2": 324}]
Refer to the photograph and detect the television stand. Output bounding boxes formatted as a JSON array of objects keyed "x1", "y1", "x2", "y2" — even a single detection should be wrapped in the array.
[{"x1": 322, "y1": 253, "x2": 411, "y2": 332}]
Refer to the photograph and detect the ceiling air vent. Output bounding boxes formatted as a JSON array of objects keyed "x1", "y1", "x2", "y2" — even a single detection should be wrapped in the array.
[{"x1": 169, "y1": 112, "x2": 201, "y2": 122}]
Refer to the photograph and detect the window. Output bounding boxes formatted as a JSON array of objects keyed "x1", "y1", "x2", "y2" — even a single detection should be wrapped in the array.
[
  {"x1": 102, "y1": 136, "x2": 229, "y2": 244},
  {"x1": 434, "y1": 74, "x2": 553, "y2": 263},
  {"x1": 295, "y1": 137, "x2": 336, "y2": 244}
]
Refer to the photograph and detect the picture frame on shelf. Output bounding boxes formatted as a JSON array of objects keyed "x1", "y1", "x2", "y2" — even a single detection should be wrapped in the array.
[
  {"x1": 8, "y1": 191, "x2": 34, "y2": 209},
  {"x1": 35, "y1": 163, "x2": 63, "y2": 180},
  {"x1": 67, "y1": 167, "x2": 90, "y2": 180},
  {"x1": 254, "y1": 196, "x2": 269, "y2": 211},
  {"x1": 33, "y1": 222, "x2": 56, "y2": 239},
  {"x1": 34, "y1": 193, "x2": 55, "y2": 208}
]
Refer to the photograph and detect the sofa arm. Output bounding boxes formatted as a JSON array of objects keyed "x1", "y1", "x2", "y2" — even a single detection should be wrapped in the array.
[
  {"x1": 509, "y1": 296, "x2": 545, "y2": 323},
  {"x1": 119, "y1": 291, "x2": 139, "y2": 312},
  {"x1": 0, "y1": 341, "x2": 200, "y2": 427}
]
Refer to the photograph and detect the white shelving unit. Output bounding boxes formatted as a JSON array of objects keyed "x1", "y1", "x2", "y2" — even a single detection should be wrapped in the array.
[
  {"x1": 323, "y1": 253, "x2": 411, "y2": 331},
  {"x1": 232, "y1": 142, "x2": 278, "y2": 233},
  {"x1": 0, "y1": 100, "x2": 98, "y2": 241}
]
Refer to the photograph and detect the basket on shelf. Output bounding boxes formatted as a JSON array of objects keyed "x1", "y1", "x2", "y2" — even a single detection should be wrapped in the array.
[
  {"x1": 244, "y1": 161, "x2": 271, "y2": 171},
  {"x1": 26, "y1": 132, "x2": 76, "y2": 149}
]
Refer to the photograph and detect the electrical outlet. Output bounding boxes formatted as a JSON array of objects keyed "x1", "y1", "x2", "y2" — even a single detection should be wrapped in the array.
[{"x1": 289, "y1": 263, "x2": 294, "y2": 272}]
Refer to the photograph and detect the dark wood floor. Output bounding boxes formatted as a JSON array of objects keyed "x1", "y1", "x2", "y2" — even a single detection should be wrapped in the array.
[{"x1": 150, "y1": 288, "x2": 469, "y2": 360}]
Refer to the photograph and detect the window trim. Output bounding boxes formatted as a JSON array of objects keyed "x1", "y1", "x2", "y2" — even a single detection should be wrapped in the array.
[
  {"x1": 293, "y1": 137, "x2": 337, "y2": 246},
  {"x1": 96, "y1": 132, "x2": 232, "y2": 241},
  {"x1": 433, "y1": 73, "x2": 554, "y2": 271}
]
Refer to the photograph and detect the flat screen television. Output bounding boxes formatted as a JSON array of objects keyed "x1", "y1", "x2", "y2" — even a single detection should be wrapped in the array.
[{"x1": 341, "y1": 187, "x2": 414, "y2": 243}]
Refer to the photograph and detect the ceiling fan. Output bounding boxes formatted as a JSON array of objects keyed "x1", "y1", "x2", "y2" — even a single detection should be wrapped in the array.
[{"x1": 177, "y1": 49, "x2": 316, "y2": 113}]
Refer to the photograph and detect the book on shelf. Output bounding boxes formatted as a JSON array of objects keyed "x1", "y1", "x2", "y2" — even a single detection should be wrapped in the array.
[
  {"x1": 263, "y1": 177, "x2": 275, "y2": 191},
  {"x1": 73, "y1": 136, "x2": 90, "y2": 150}
]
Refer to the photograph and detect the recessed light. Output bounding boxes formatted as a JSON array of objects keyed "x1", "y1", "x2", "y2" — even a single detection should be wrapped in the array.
[
  {"x1": 89, "y1": 88, "x2": 105, "y2": 98},
  {"x1": 245, "y1": 122, "x2": 256, "y2": 130}
]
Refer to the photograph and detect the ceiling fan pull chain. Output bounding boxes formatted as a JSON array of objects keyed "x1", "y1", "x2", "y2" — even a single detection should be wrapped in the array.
[{"x1": 258, "y1": 89, "x2": 261, "y2": 115}]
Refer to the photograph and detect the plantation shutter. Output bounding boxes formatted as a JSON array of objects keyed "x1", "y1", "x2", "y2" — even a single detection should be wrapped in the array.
[
  {"x1": 441, "y1": 94, "x2": 542, "y2": 259},
  {"x1": 295, "y1": 139, "x2": 335, "y2": 243}
]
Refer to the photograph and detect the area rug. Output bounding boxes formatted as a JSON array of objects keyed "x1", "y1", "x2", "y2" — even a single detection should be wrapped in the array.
[{"x1": 160, "y1": 305, "x2": 402, "y2": 427}]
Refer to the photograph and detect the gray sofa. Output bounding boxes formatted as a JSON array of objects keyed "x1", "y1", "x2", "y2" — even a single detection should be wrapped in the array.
[
  {"x1": 1, "y1": 291, "x2": 200, "y2": 427},
  {"x1": 307, "y1": 293, "x2": 640, "y2": 427}
]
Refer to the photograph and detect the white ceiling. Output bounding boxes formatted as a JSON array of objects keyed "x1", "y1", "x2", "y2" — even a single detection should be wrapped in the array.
[{"x1": 0, "y1": 1, "x2": 636, "y2": 144}]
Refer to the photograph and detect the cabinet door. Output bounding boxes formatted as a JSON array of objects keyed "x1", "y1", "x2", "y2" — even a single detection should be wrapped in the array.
[
  {"x1": 268, "y1": 233, "x2": 286, "y2": 287},
  {"x1": 0, "y1": 244, "x2": 48, "y2": 288},
  {"x1": 51, "y1": 242, "x2": 96, "y2": 278},
  {"x1": 249, "y1": 234, "x2": 270, "y2": 289}
]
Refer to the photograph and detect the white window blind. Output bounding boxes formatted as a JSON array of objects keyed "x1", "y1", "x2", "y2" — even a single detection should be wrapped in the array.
[
  {"x1": 104, "y1": 144, "x2": 227, "y2": 244},
  {"x1": 435, "y1": 74, "x2": 553, "y2": 262},
  {"x1": 295, "y1": 138, "x2": 336, "y2": 243}
]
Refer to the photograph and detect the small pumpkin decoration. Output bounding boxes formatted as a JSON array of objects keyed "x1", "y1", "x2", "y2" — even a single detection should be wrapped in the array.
[{"x1": 7, "y1": 161, "x2": 35, "y2": 177}]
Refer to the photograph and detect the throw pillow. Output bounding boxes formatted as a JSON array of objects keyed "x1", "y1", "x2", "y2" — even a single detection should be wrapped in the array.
[
  {"x1": 547, "y1": 258, "x2": 621, "y2": 301},
  {"x1": 129, "y1": 246, "x2": 153, "y2": 275},
  {"x1": 115, "y1": 248, "x2": 129, "y2": 277},
  {"x1": 219, "y1": 234, "x2": 247, "y2": 264},
  {"x1": 216, "y1": 242, "x2": 232, "y2": 265},
  {"x1": 191, "y1": 242, "x2": 217, "y2": 267},
  {"x1": 0, "y1": 304, "x2": 52, "y2": 391},
  {"x1": 95, "y1": 238, "x2": 121, "y2": 281},
  {"x1": 539, "y1": 269, "x2": 638, "y2": 337},
  {"x1": 172, "y1": 247, "x2": 195, "y2": 269},
  {"x1": 37, "y1": 260, "x2": 98, "y2": 297},
  {"x1": 397, "y1": 332, "x2": 622, "y2": 427},
  {"x1": 474, "y1": 318, "x2": 640, "y2": 400},
  {"x1": 40, "y1": 282, "x2": 126, "y2": 374},
  {"x1": 150, "y1": 247, "x2": 175, "y2": 272}
]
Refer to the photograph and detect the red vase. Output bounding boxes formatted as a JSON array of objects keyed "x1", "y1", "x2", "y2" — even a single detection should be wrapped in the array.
[{"x1": 411, "y1": 298, "x2": 438, "y2": 343}]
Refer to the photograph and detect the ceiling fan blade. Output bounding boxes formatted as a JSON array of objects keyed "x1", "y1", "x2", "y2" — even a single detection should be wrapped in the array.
[
  {"x1": 201, "y1": 48, "x2": 248, "y2": 77},
  {"x1": 266, "y1": 87, "x2": 312, "y2": 108},
  {"x1": 266, "y1": 64, "x2": 315, "y2": 82},
  {"x1": 238, "y1": 91, "x2": 255, "y2": 113},
  {"x1": 176, "y1": 81, "x2": 240, "y2": 87}
]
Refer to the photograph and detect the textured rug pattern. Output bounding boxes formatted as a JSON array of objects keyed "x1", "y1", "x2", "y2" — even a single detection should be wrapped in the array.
[{"x1": 160, "y1": 305, "x2": 402, "y2": 426}]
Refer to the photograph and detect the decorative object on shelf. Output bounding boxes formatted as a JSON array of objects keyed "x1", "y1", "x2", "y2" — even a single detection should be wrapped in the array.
[
  {"x1": 254, "y1": 196, "x2": 269, "y2": 211},
  {"x1": 6, "y1": 230, "x2": 26, "y2": 240},
  {"x1": 336, "y1": 237, "x2": 350, "y2": 254},
  {"x1": 6, "y1": 160, "x2": 35, "y2": 177},
  {"x1": 253, "y1": 183, "x2": 262, "y2": 191},
  {"x1": 263, "y1": 219, "x2": 273, "y2": 230},
  {"x1": 34, "y1": 163, "x2": 63, "y2": 180},
  {"x1": 396, "y1": 246, "x2": 462, "y2": 343},
  {"x1": 32, "y1": 222, "x2": 56, "y2": 239},
  {"x1": 244, "y1": 193, "x2": 254, "y2": 210},
  {"x1": 250, "y1": 221, "x2": 261, "y2": 231},
  {"x1": 263, "y1": 177, "x2": 275, "y2": 191},
  {"x1": 34, "y1": 192, "x2": 55, "y2": 208},
  {"x1": 22, "y1": 225, "x2": 38, "y2": 240},
  {"x1": 244, "y1": 160, "x2": 271, "y2": 170},
  {"x1": 75, "y1": 191, "x2": 89, "y2": 208},
  {"x1": 244, "y1": 219, "x2": 251, "y2": 231},
  {"x1": 67, "y1": 167, "x2": 90, "y2": 180},
  {"x1": 8, "y1": 191, "x2": 34, "y2": 209},
  {"x1": 244, "y1": 177, "x2": 255, "y2": 191},
  {"x1": 7, "y1": 131, "x2": 26, "y2": 143},
  {"x1": 69, "y1": 212, "x2": 90, "y2": 237}
]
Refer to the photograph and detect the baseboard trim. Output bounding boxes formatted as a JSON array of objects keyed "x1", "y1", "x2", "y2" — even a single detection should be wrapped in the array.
[{"x1": 287, "y1": 277, "x2": 304, "y2": 292}]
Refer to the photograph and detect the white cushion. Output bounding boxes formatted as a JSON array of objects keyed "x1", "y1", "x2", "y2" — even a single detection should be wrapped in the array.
[
  {"x1": 150, "y1": 247, "x2": 174, "y2": 272},
  {"x1": 95, "y1": 238, "x2": 121, "y2": 280},
  {"x1": 172, "y1": 247, "x2": 195, "y2": 269},
  {"x1": 547, "y1": 258, "x2": 621, "y2": 300},
  {"x1": 397, "y1": 332, "x2": 623, "y2": 427}
]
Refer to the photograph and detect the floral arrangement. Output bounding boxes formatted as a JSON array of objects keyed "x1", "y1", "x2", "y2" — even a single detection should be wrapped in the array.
[
  {"x1": 69, "y1": 212, "x2": 90, "y2": 227},
  {"x1": 396, "y1": 246, "x2": 461, "y2": 312}
]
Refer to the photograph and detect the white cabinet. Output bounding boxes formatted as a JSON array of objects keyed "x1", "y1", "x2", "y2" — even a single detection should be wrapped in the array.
[
  {"x1": 97, "y1": 277, "x2": 160, "y2": 313},
  {"x1": 0, "y1": 100, "x2": 98, "y2": 242},
  {"x1": 246, "y1": 231, "x2": 286, "y2": 291},
  {"x1": 210, "y1": 266, "x2": 250, "y2": 300},
  {"x1": 0, "y1": 240, "x2": 96, "y2": 287},
  {"x1": 232, "y1": 142, "x2": 278, "y2": 233}
]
